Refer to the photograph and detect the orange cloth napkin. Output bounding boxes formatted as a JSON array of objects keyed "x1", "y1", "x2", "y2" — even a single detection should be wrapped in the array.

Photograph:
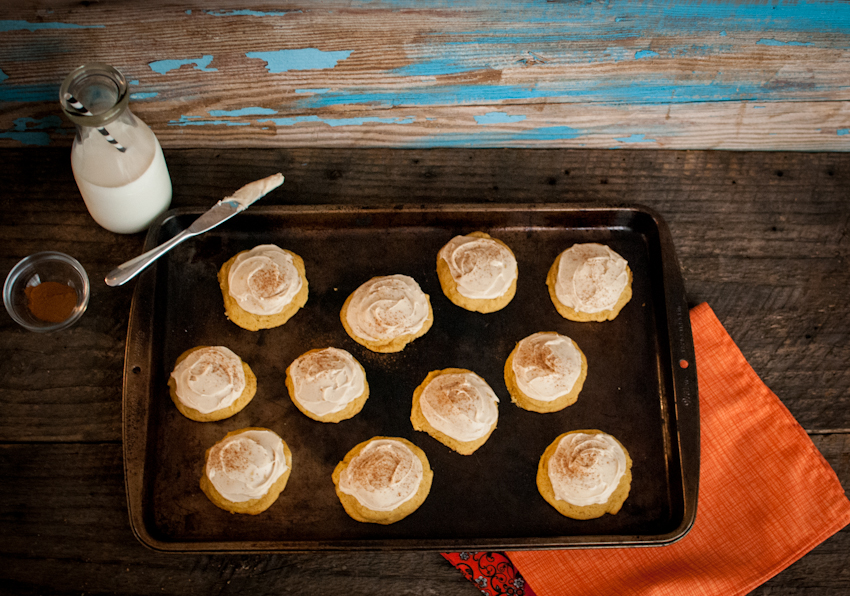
[{"x1": 508, "y1": 303, "x2": 850, "y2": 596}]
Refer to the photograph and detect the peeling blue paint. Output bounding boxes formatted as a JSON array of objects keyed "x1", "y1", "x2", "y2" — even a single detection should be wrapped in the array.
[
  {"x1": 0, "y1": 116, "x2": 63, "y2": 146},
  {"x1": 615, "y1": 133, "x2": 657, "y2": 143},
  {"x1": 757, "y1": 38, "x2": 814, "y2": 46},
  {"x1": 0, "y1": 69, "x2": 7, "y2": 83},
  {"x1": 204, "y1": 9, "x2": 300, "y2": 17},
  {"x1": 0, "y1": 20, "x2": 104, "y2": 32},
  {"x1": 427, "y1": 0, "x2": 850, "y2": 34},
  {"x1": 295, "y1": 88, "x2": 331, "y2": 94},
  {"x1": 169, "y1": 115, "x2": 251, "y2": 126},
  {"x1": 720, "y1": 30, "x2": 727, "y2": 36},
  {"x1": 209, "y1": 107, "x2": 278, "y2": 117},
  {"x1": 511, "y1": 125, "x2": 582, "y2": 141},
  {"x1": 259, "y1": 115, "x2": 415, "y2": 127},
  {"x1": 246, "y1": 49, "x2": 352, "y2": 73},
  {"x1": 129, "y1": 80, "x2": 140, "y2": 85},
  {"x1": 474, "y1": 112, "x2": 526, "y2": 125},
  {"x1": 838, "y1": 129, "x2": 850, "y2": 136},
  {"x1": 167, "y1": 114, "x2": 416, "y2": 128},
  {"x1": 753, "y1": 105, "x2": 767, "y2": 109},
  {"x1": 635, "y1": 50, "x2": 660, "y2": 60},
  {"x1": 130, "y1": 92, "x2": 158, "y2": 100},
  {"x1": 405, "y1": 125, "x2": 583, "y2": 148},
  {"x1": 296, "y1": 76, "x2": 783, "y2": 110},
  {"x1": 0, "y1": 83, "x2": 58, "y2": 102},
  {"x1": 149, "y1": 56, "x2": 217, "y2": 75},
  {"x1": 393, "y1": 58, "x2": 482, "y2": 77}
]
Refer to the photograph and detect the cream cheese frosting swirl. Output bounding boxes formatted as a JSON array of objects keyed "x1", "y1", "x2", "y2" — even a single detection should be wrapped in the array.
[
  {"x1": 548, "y1": 432, "x2": 627, "y2": 506},
  {"x1": 345, "y1": 275, "x2": 429, "y2": 342},
  {"x1": 420, "y1": 372, "x2": 499, "y2": 442},
  {"x1": 512, "y1": 332, "x2": 582, "y2": 402},
  {"x1": 206, "y1": 430, "x2": 288, "y2": 503},
  {"x1": 338, "y1": 439, "x2": 423, "y2": 511},
  {"x1": 228, "y1": 244, "x2": 302, "y2": 316},
  {"x1": 170, "y1": 346, "x2": 246, "y2": 414},
  {"x1": 438, "y1": 235, "x2": 517, "y2": 299},
  {"x1": 555, "y1": 243, "x2": 628, "y2": 313},
  {"x1": 289, "y1": 348, "x2": 365, "y2": 417}
]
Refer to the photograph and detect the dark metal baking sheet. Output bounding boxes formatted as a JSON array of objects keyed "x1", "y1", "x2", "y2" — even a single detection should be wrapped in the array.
[{"x1": 123, "y1": 204, "x2": 698, "y2": 552}]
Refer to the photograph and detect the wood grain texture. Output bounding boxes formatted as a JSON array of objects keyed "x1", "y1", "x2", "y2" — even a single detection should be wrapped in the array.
[{"x1": 1, "y1": 1, "x2": 849, "y2": 150}]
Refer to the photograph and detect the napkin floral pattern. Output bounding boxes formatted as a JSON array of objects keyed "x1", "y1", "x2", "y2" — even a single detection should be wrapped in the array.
[{"x1": 442, "y1": 552, "x2": 536, "y2": 596}]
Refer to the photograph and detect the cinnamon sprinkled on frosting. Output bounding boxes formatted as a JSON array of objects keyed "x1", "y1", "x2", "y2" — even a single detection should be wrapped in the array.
[
  {"x1": 338, "y1": 439, "x2": 423, "y2": 511},
  {"x1": 419, "y1": 371, "x2": 499, "y2": 442},
  {"x1": 512, "y1": 332, "x2": 582, "y2": 402}
]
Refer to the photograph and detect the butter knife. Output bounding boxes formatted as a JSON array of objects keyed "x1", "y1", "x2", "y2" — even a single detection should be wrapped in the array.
[{"x1": 105, "y1": 173, "x2": 284, "y2": 287}]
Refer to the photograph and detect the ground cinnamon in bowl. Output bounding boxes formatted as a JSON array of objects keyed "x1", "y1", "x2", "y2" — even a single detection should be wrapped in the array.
[{"x1": 25, "y1": 281, "x2": 78, "y2": 323}]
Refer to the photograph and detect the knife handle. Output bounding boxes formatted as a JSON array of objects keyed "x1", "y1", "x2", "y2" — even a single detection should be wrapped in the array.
[{"x1": 104, "y1": 228, "x2": 196, "y2": 287}]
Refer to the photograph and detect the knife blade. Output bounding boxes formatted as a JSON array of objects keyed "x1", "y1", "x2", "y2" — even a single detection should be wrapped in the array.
[{"x1": 104, "y1": 173, "x2": 284, "y2": 287}]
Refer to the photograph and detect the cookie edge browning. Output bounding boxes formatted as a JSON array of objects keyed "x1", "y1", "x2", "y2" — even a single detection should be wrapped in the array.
[
  {"x1": 503, "y1": 334, "x2": 587, "y2": 413},
  {"x1": 339, "y1": 277, "x2": 434, "y2": 353},
  {"x1": 168, "y1": 346, "x2": 257, "y2": 422},
  {"x1": 537, "y1": 429, "x2": 633, "y2": 520},
  {"x1": 332, "y1": 436, "x2": 433, "y2": 525},
  {"x1": 545, "y1": 250, "x2": 633, "y2": 322},
  {"x1": 217, "y1": 248, "x2": 309, "y2": 331},
  {"x1": 284, "y1": 348, "x2": 370, "y2": 423},
  {"x1": 436, "y1": 231, "x2": 518, "y2": 314},
  {"x1": 199, "y1": 427, "x2": 293, "y2": 515},
  {"x1": 410, "y1": 368, "x2": 498, "y2": 455}
]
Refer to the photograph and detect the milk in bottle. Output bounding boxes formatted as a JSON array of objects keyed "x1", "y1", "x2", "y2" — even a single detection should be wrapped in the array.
[{"x1": 60, "y1": 63, "x2": 172, "y2": 234}]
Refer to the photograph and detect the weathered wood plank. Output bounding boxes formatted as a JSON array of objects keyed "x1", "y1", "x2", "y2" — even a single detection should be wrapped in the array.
[
  {"x1": 0, "y1": 439, "x2": 846, "y2": 595},
  {"x1": 1, "y1": 1, "x2": 849, "y2": 150},
  {"x1": 1, "y1": 148, "x2": 849, "y2": 442}
]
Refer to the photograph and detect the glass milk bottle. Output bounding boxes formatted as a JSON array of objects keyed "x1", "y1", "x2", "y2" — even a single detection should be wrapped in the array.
[{"x1": 60, "y1": 63, "x2": 172, "y2": 234}]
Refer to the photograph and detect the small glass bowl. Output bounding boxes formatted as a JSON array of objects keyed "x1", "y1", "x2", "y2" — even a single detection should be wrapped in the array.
[{"x1": 3, "y1": 252, "x2": 90, "y2": 333}]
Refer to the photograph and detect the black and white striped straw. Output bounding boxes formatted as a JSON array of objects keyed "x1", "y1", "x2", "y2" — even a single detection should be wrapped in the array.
[{"x1": 63, "y1": 92, "x2": 126, "y2": 152}]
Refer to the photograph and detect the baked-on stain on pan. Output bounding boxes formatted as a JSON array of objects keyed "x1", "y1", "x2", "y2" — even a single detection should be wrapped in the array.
[{"x1": 123, "y1": 204, "x2": 698, "y2": 552}]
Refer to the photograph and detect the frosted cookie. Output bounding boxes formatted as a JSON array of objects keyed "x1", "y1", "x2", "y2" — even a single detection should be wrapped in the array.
[
  {"x1": 537, "y1": 430, "x2": 632, "y2": 520},
  {"x1": 546, "y1": 243, "x2": 632, "y2": 322},
  {"x1": 200, "y1": 427, "x2": 292, "y2": 515},
  {"x1": 285, "y1": 347, "x2": 369, "y2": 423},
  {"x1": 411, "y1": 368, "x2": 499, "y2": 455},
  {"x1": 504, "y1": 332, "x2": 587, "y2": 413},
  {"x1": 218, "y1": 244, "x2": 309, "y2": 331},
  {"x1": 436, "y1": 232, "x2": 518, "y2": 313},
  {"x1": 332, "y1": 437, "x2": 433, "y2": 524},
  {"x1": 340, "y1": 274, "x2": 433, "y2": 353},
  {"x1": 168, "y1": 345, "x2": 257, "y2": 422}
]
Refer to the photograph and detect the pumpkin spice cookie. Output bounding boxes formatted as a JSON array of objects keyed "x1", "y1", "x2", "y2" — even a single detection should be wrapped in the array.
[
  {"x1": 285, "y1": 347, "x2": 369, "y2": 423},
  {"x1": 504, "y1": 332, "x2": 587, "y2": 413},
  {"x1": 436, "y1": 231, "x2": 518, "y2": 313},
  {"x1": 168, "y1": 345, "x2": 257, "y2": 422},
  {"x1": 200, "y1": 427, "x2": 293, "y2": 515},
  {"x1": 218, "y1": 244, "x2": 308, "y2": 331},
  {"x1": 340, "y1": 274, "x2": 433, "y2": 353},
  {"x1": 332, "y1": 437, "x2": 433, "y2": 525},
  {"x1": 546, "y1": 243, "x2": 632, "y2": 322},
  {"x1": 411, "y1": 368, "x2": 499, "y2": 455},
  {"x1": 537, "y1": 430, "x2": 632, "y2": 520}
]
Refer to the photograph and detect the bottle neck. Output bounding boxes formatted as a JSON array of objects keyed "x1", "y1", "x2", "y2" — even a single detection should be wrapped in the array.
[{"x1": 60, "y1": 63, "x2": 131, "y2": 129}]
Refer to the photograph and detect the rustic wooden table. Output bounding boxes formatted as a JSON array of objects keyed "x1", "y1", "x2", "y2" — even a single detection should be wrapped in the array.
[{"x1": 1, "y1": 1, "x2": 849, "y2": 594}]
